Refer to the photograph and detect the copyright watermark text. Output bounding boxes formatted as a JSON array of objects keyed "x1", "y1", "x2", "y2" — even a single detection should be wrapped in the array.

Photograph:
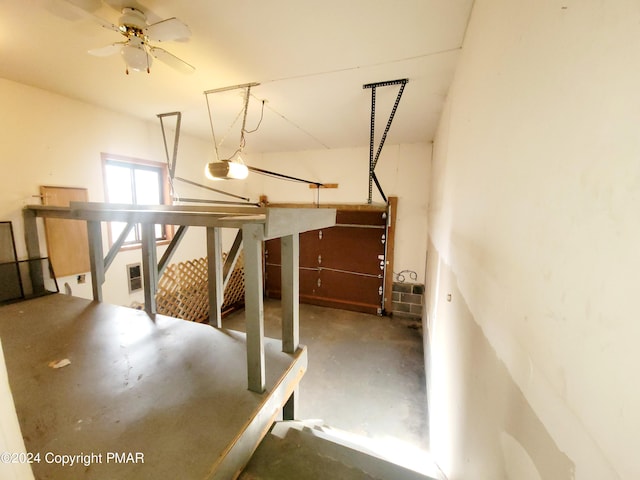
[{"x1": 0, "y1": 451, "x2": 144, "y2": 466}]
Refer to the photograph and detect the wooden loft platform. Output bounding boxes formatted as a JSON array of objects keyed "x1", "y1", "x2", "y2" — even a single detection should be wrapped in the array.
[
  {"x1": 23, "y1": 202, "x2": 336, "y2": 394},
  {"x1": 24, "y1": 202, "x2": 335, "y2": 235},
  {"x1": 0, "y1": 294, "x2": 306, "y2": 479},
  {"x1": 7, "y1": 203, "x2": 335, "y2": 479}
]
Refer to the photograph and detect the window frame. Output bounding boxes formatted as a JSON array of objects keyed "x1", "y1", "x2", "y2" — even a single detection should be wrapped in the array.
[{"x1": 101, "y1": 153, "x2": 173, "y2": 250}]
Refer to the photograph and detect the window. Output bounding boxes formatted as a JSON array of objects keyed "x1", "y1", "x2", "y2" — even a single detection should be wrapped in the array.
[{"x1": 102, "y1": 154, "x2": 171, "y2": 246}]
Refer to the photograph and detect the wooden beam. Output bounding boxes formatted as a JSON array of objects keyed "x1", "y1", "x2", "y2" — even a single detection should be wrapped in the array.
[
  {"x1": 66, "y1": 209, "x2": 265, "y2": 229},
  {"x1": 207, "y1": 227, "x2": 224, "y2": 328},
  {"x1": 26, "y1": 204, "x2": 337, "y2": 236},
  {"x1": 24, "y1": 205, "x2": 75, "y2": 219},
  {"x1": 68, "y1": 201, "x2": 264, "y2": 215},
  {"x1": 242, "y1": 223, "x2": 265, "y2": 393},
  {"x1": 281, "y1": 234, "x2": 299, "y2": 354},
  {"x1": 264, "y1": 208, "x2": 336, "y2": 240}
]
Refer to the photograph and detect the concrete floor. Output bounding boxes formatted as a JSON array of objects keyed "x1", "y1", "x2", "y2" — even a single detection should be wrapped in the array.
[
  {"x1": 224, "y1": 300, "x2": 430, "y2": 468},
  {"x1": 240, "y1": 420, "x2": 436, "y2": 480}
]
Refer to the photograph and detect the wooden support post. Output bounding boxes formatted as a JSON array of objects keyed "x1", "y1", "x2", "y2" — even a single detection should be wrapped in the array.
[
  {"x1": 140, "y1": 223, "x2": 158, "y2": 316},
  {"x1": 207, "y1": 227, "x2": 224, "y2": 328},
  {"x1": 281, "y1": 234, "x2": 299, "y2": 354},
  {"x1": 86, "y1": 220, "x2": 104, "y2": 302},
  {"x1": 383, "y1": 196, "x2": 398, "y2": 315},
  {"x1": 22, "y1": 209, "x2": 45, "y2": 295},
  {"x1": 242, "y1": 223, "x2": 265, "y2": 393},
  {"x1": 23, "y1": 209, "x2": 41, "y2": 259}
]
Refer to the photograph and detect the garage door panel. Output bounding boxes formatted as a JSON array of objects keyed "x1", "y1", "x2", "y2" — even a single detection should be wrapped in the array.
[
  {"x1": 264, "y1": 263, "x2": 281, "y2": 296},
  {"x1": 336, "y1": 210, "x2": 386, "y2": 227},
  {"x1": 266, "y1": 234, "x2": 320, "y2": 269},
  {"x1": 265, "y1": 263, "x2": 320, "y2": 300},
  {"x1": 299, "y1": 230, "x2": 321, "y2": 268},
  {"x1": 318, "y1": 270, "x2": 383, "y2": 313},
  {"x1": 320, "y1": 226, "x2": 384, "y2": 275},
  {"x1": 264, "y1": 207, "x2": 389, "y2": 314},
  {"x1": 265, "y1": 238, "x2": 281, "y2": 266}
]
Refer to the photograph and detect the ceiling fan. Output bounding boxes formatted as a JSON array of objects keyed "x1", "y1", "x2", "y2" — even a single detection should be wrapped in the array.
[{"x1": 86, "y1": 6, "x2": 195, "y2": 75}]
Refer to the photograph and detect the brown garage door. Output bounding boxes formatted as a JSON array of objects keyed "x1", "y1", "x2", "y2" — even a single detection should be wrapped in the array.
[{"x1": 265, "y1": 208, "x2": 389, "y2": 315}]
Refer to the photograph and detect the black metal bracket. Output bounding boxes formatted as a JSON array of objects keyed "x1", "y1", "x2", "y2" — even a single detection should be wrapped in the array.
[{"x1": 363, "y1": 78, "x2": 408, "y2": 204}]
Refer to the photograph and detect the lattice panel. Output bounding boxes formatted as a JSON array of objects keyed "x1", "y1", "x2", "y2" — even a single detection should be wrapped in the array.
[
  {"x1": 156, "y1": 253, "x2": 245, "y2": 323},
  {"x1": 224, "y1": 254, "x2": 245, "y2": 309}
]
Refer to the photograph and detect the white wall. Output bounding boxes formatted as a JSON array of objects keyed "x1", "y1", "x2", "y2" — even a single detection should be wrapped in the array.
[
  {"x1": 0, "y1": 77, "x2": 430, "y2": 306},
  {"x1": 245, "y1": 143, "x2": 431, "y2": 280},
  {"x1": 0, "y1": 78, "x2": 211, "y2": 307},
  {"x1": 427, "y1": 0, "x2": 640, "y2": 479},
  {"x1": 0, "y1": 341, "x2": 33, "y2": 480}
]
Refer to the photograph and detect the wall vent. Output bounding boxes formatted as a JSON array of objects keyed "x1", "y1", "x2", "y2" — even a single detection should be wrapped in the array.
[{"x1": 127, "y1": 263, "x2": 142, "y2": 293}]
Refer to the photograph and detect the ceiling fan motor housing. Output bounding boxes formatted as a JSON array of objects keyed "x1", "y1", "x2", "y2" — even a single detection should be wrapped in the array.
[{"x1": 119, "y1": 7, "x2": 146, "y2": 35}]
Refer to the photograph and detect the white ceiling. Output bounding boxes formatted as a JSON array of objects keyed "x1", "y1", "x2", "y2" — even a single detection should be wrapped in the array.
[{"x1": 0, "y1": 0, "x2": 473, "y2": 154}]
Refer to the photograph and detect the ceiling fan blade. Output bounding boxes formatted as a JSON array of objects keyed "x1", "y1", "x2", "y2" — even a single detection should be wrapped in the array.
[
  {"x1": 145, "y1": 18, "x2": 191, "y2": 42},
  {"x1": 64, "y1": 0, "x2": 102, "y2": 12},
  {"x1": 43, "y1": 0, "x2": 101, "y2": 20},
  {"x1": 88, "y1": 42, "x2": 125, "y2": 57},
  {"x1": 46, "y1": 0, "x2": 119, "y2": 31},
  {"x1": 150, "y1": 47, "x2": 195, "y2": 74}
]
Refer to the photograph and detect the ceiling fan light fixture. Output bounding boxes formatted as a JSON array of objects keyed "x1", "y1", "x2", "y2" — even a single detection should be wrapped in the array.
[
  {"x1": 121, "y1": 42, "x2": 150, "y2": 72},
  {"x1": 84, "y1": 6, "x2": 193, "y2": 75},
  {"x1": 205, "y1": 160, "x2": 249, "y2": 181}
]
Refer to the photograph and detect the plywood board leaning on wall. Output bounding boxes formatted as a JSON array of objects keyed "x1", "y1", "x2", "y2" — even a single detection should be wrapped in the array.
[{"x1": 40, "y1": 186, "x2": 90, "y2": 278}]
